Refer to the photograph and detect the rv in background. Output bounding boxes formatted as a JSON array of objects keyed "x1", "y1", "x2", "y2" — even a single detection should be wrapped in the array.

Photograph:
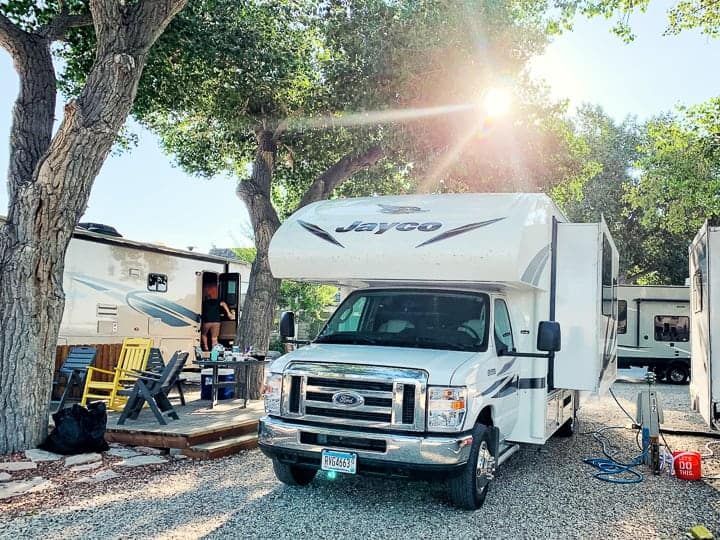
[
  {"x1": 617, "y1": 285, "x2": 691, "y2": 384},
  {"x1": 56, "y1": 223, "x2": 250, "y2": 359},
  {"x1": 259, "y1": 193, "x2": 618, "y2": 509},
  {"x1": 689, "y1": 222, "x2": 720, "y2": 429}
]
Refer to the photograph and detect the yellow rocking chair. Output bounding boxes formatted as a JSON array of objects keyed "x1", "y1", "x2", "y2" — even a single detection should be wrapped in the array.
[{"x1": 81, "y1": 338, "x2": 153, "y2": 411}]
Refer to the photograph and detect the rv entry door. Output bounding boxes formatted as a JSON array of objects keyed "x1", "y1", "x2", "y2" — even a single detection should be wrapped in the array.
[{"x1": 219, "y1": 273, "x2": 240, "y2": 344}]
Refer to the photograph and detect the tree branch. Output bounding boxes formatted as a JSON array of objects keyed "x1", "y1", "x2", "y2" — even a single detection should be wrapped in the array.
[
  {"x1": 296, "y1": 146, "x2": 384, "y2": 211},
  {"x1": 0, "y1": 13, "x2": 32, "y2": 61},
  {"x1": 127, "y1": 0, "x2": 187, "y2": 50},
  {"x1": 45, "y1": 13, "x2": 94, "y2": 41}
]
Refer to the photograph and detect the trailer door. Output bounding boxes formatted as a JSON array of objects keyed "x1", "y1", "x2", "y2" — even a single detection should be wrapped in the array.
[{"x1": 219, "y1": 272, "x2": 240, "y2": 344}]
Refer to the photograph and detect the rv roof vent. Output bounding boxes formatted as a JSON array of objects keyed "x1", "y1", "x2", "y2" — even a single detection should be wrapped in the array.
[{"x1": 78, "y1": 222, "x2": 122, "y2": 237}]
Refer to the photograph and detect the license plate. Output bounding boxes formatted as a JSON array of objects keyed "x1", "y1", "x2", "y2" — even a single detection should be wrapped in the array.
[{"x1": 321, "y1": 449, "x2": 357, "y2": 474}]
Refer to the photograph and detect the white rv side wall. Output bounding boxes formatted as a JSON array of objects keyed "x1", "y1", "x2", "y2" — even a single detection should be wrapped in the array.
[
  {"x1": 59, "y1": 237, "x2": 249, "y2": 358},
  {"x1": 553, "y1": 221, "x2": 618, "y2": 393},
  {"x1": 689, "y1": 224, "x2": 717, "y2": 427},
  {"x1": 617, "y1": 286, "x2": 690, "y2": 362}
]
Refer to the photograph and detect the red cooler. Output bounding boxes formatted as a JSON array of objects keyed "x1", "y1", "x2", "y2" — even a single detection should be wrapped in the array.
[{"x1": 673, "y1": 451, "x2": 702, "y2": 480}]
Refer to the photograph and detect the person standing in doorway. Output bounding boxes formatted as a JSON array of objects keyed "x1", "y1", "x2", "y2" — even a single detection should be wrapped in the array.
[{"x1": 201, "y1": 286, "x2": 233, "y2": 351}]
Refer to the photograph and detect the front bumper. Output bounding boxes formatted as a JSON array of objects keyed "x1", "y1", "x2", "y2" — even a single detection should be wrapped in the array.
[{"x1": 258, "y1": 415, "x2": 473, "y2": 477}]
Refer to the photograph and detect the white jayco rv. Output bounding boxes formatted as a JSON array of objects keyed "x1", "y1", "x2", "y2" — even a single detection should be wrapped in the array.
[
  {"x1": 258, "y1": 193, "x2": 619, "y2": 509},
  {"x1": 55, "y1": 223, "x2": 249, "y2": 357},
  {"x1": 617, "y1": 285, "x2": 691, "y2": 384},
  {"x1": 689, "y1": 222, "x2": 720, "y2": 429}
]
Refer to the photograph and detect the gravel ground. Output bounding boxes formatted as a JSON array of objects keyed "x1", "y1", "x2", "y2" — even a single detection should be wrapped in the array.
[{"x1": 2, "y1": 382, "x2": 719, "y2": 540}]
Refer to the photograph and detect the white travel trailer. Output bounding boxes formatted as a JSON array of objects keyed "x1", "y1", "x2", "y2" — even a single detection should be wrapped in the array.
[
  {"x1": 689, "y1": 222, "x2": 720, "y2": 429},
  {"x1": 259, "y1": 193, "x2": 619, "y2": 509},
  {"x1": 617, "y1": 285, "x2": 691, "y2": 384},
  {"x1": 56, "y1": 224, "x2": 249, "y2": 358}
]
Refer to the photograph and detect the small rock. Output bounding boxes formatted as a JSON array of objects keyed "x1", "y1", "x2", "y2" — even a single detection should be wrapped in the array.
[
  {"x1": 106, "y1": 448, "x2": 141, "y2": 458},
  {"x1": 173, "y1": 454, "x2": 188, "y2": 460},
  {"x1": 25, "y1": 449, "x2": 63, "y2": 462},
  {"x1": 70, "y1": 462, "x2": 103, "y2": 473},
  {"x1": 74, "y1": 469, "x2": 120, "y2": 484},
  {"x1": 0, "y1": 477, "x2": 52, "y2": 500},
  {"x1": 0, "y1": 462, "x2": 37, "y2": 471},
  {"x1": 0, "y1": 472, "x2": 11, "y2": 482},
  {"x1": 64, "y1": 453, "x2": 102, "y2": 467},
  {"x1": 135, "y1": 446, "x2": 163, "y2": 455},
  {"x1": 116, "y1": 455, "x2": 167, "y2": 467}
]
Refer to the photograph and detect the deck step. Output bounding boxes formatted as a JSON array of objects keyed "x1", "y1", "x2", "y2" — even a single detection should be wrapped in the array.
[
  {"x1": 185, "y1": 419, "x2": 258, "y2": 446},
  {"x1": 183, "y1": 433, "x2": 258, "y2": 459}
]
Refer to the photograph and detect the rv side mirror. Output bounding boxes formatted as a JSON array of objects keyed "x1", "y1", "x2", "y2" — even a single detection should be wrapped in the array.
[
  {"x1": 537, "y1": 321, "x2": 561, "y2": 352},
  {"x1": 280, "y1": 311, "x2": 296, "y2": 341}
]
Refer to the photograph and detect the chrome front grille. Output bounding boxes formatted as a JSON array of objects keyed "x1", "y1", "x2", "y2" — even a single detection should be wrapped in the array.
[{"x1": 281, "y1": 363, "x2": 427, "y2": 431}]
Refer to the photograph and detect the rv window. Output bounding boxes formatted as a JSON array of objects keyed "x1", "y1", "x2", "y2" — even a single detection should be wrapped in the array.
[
  {"x1": 219, "y1": 273, "x2": 240, "y2": 311},
  {"x1": 693, "y1": 269, "x2": 703, "y2": 313},
  {"x1": 147, "y1": 273, "x2": 168, "y2": 293},
  {"x1": 654, "y1": 315, "x2": 689, "y2": 342},
  {"x1": 493, "y1": 299, "x2": 515, "y2": 354},
  {"x1": 617, "y1": 300, "x2": 627, "y2": 334},
  {"x1": 601, "y1": 234, "x2": 614, "y2": 316}
]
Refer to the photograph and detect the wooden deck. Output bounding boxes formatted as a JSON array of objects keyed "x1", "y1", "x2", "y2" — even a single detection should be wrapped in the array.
[{"x1": 103, "y1": 391, "x2": 265, "y2": 459}]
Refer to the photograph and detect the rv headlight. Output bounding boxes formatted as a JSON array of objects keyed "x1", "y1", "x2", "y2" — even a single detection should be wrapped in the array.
[
  {"x1": 427, "y1": 386, "x2": 467, "y2": 431},
  {"x1": 263, "y1": 373, "x2": 283, "y2": 415}
]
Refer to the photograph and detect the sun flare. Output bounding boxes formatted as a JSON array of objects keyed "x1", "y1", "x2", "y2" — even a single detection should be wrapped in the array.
[{"x1": 482, "y1": 87, "x2": 513, "y2": 118}]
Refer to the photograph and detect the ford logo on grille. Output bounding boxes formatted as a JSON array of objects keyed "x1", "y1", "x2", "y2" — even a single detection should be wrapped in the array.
[{"x1": 332, "y1": 391, "x2": 364, "y2": 407}]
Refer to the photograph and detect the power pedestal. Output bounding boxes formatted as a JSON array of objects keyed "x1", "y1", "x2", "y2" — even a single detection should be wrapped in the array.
[{"x1": 635, "y1": 373, "x2": 664, "y2": 472}]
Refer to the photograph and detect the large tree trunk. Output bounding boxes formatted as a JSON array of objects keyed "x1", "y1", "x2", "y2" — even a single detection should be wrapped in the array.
[
  {"x1": 236, "y1": 130, "x2": 282, "y2": 399},
  {"x1": 235, "y1": 140, "x2": 384, "y2": 398},
  {"x1": 0, "y1": 0, "x2": 185, "y2": 454}
]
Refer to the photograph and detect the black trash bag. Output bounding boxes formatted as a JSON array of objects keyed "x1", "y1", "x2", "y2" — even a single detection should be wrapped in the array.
[{"x1": 39, "y1": 402, "x2": 109, "y2": 455}]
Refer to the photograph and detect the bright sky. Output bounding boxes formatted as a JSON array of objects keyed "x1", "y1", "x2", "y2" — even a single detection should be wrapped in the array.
[{"x1": 1, "y1": 3, "x2": 719, "y2": 253}]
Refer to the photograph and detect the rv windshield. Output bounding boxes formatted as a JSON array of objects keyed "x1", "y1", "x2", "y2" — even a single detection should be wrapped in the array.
[{"x1": 315, "y1": 290, "x2": 490, "y2": 352}]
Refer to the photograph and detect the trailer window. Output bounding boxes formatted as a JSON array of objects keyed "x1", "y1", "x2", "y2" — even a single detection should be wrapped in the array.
[
  {"x1": 147, "y1": 273, "x2": 168, "y2": 293},
  {"x1": 693, "y1": 269, "x2": 703, "y2": 313},
  {"x1": 617, "y1": 300, "x2": 627, "y2": 334},
  {"x1": 654, "y1": 315, "x2": 689, "y2": 342}
]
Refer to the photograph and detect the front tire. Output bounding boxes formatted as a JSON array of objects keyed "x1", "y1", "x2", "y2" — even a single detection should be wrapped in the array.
[
  {"x1": 448, "y1": 424, "x2": 495, "y2": 510},
  {"x1": 272, "y1": 459, "x2": 317, "y2": 486}
]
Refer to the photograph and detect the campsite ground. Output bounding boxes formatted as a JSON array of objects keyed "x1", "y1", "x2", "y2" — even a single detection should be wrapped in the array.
[{"x1": 2, "y1": 382, "x2": 719, "y2": 539}]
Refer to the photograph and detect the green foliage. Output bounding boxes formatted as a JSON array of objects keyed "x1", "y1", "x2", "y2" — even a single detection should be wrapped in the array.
[
  {"x1": 57, "y1": 0, "x2": 590, "y2": 205},
  {"x1": 1, "y1": 0, "x2": 88, "y2": 32},
  {"x1": 554, "y1": 104, "x2": 719, "y2": 285},
  {"x1": 557, "y1": 0, "x2": 720, "y2": 40},
  {"x1": 627, "y1": 105, "x2": 720, "y2": 236},
  {"x1": 279, "y1": 280, "x2": 338, "y2": 338},
  {"x1": 231, "y1": 247, "x2": 257, "y2": 265}
]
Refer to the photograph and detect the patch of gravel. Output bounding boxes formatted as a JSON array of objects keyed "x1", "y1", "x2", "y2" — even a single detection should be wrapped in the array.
[{"x1": 1, "y1": 382, "x2": 718, "y2": 540}]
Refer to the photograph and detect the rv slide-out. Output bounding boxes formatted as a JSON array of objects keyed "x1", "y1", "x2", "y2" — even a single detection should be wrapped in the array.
[{"x1": 690, "y1": 222, "x2": 720, "y2": 428}]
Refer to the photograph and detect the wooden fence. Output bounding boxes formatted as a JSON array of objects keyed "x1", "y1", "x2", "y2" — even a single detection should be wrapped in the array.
[{"x1": 53, "y1": 343, "x2": 124, "y2": 399}]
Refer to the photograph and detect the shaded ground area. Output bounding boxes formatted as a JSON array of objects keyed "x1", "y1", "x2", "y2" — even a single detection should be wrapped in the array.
[{"x1": 2, "y1": 382, "x2": 719, "y2": 539}]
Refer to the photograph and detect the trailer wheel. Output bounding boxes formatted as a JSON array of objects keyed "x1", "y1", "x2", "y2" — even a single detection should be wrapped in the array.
[
  {"x1": 448, "y1": 424, "x2": 495, "y2": 510},
  {"x1": 556, "y1": 413, "x2": 576, "y2": 437},
  {"x1": 272, "y1": 459, "x2": 317, "y2": 486},
  {"x1": 667, "y1": 363, "x2": 689, "y2": 385}
]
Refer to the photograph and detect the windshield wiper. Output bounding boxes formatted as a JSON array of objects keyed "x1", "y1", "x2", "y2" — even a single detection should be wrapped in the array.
[
  {"x1": 315, "y1": 334, "x2": 378, "y2": 345},
  {"x1": 395, "y1": 336, "x2": 475, "y2": 351}
]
